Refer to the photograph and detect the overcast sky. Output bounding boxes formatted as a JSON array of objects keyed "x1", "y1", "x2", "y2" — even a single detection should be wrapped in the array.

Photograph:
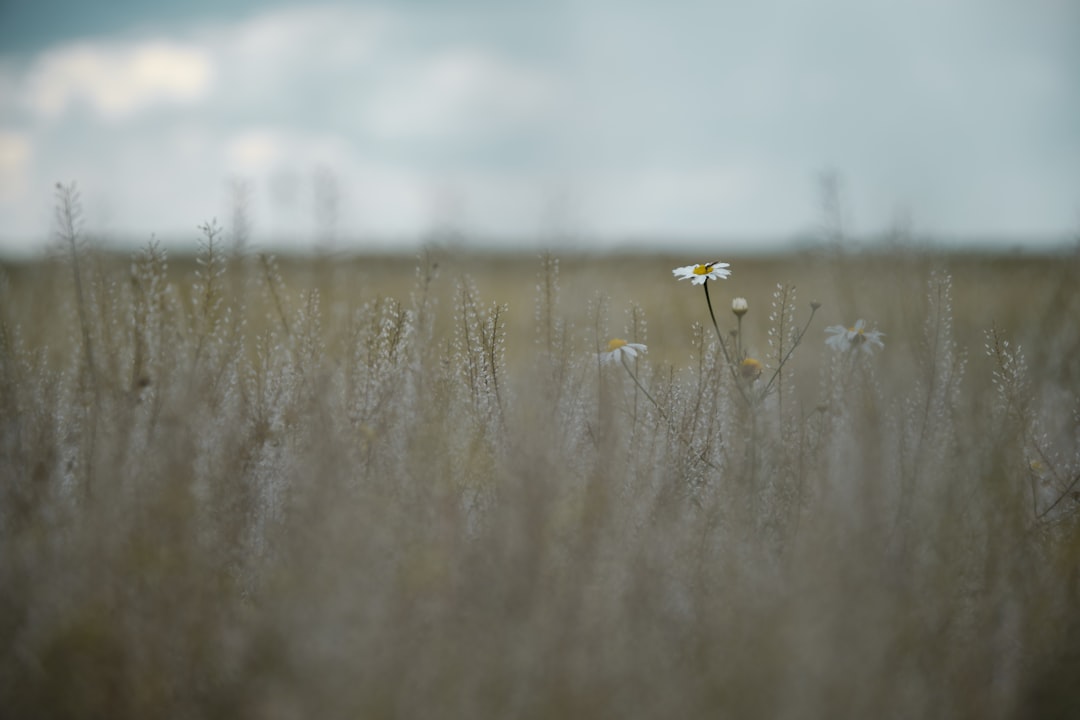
[{"x1": 1, "y1": 0, "x2": 1078, "y2": 255}]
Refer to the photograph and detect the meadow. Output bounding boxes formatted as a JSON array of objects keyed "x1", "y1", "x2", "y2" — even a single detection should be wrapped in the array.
[{"x1": 2, "y1": 193, "x2": 1080, "y2": 718}]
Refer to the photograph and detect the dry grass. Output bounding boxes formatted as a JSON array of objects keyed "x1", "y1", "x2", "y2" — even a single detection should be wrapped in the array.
[{"x1": 2, "y1": 207, "x2": 1080, "y2": 718}]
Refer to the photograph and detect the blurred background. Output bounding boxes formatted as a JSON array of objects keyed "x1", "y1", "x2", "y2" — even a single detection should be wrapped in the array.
[{"x1": 1, "y1": 0, "x2": 1078, "y2": 256}]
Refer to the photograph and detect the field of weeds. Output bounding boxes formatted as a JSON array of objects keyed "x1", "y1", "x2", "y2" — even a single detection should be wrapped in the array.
[{"x1": 2, "y1": 196, "x2": 1080, "y2": 718}]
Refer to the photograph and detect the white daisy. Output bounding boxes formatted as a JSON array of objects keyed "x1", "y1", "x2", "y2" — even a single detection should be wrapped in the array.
[
  {"x1": 825, "y1": 319, "x2": 885, "y2": 354},
  {"x1": 600, "y1": 338, "x2": 647, "y2": 365},
  {"x1": 672, "y1": 261, "x2": 732, "y2": 285}
]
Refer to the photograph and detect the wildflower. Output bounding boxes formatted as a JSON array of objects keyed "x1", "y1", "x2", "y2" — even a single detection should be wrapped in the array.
[
  {"x1": 731, "y1": 297, "x2": 748, "y2": 317},
  {"x1": 600, "y1": 338, "x2": 647, "y2": 365},
  {"x1": 672, "y1": 261, "x2": 731, "y2": 285},
  {"x1": 825, "y1": 319, "x2": 885, "y2": 354},
  {"x1": 675, "y1": 259, "x2": 740, "y2": 384},
  {"x1": 740, "y1": 357, "x2": 762, "y2": 381}
]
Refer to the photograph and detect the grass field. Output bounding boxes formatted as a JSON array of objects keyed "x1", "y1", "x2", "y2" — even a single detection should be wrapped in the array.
[{"x1": 2, "y1": 205, "x2": 1080, "y2": 718}]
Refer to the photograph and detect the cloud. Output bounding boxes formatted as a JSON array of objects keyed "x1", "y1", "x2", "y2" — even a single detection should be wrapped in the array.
[
  {"x1": 1, "y1": 0, "x2": 1077, "y2": 250},
  {"x1": 366, "y1": 48, "x2": 560, "y2": 140},
  {"x1": 204, "y1": 4, "x2": 389, "y2": 119},
  {"x1": 24, "y1": 40, "x2": 213, "y2": 120},
  {"x1": 0, "y1": 130, "x2": 32, "y2": 201},
  {"x1": 225, "y1": 129, "x2": 282, "y2": 174},
  {"x1": 221, "y1": 3, "x2": 387, "y2": 67}
]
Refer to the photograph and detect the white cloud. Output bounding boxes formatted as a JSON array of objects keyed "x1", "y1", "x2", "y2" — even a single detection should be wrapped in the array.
[
  {"x1": 25, "y1": 40, "x2": 213, "y2": 120},
  {"x1": 1, "y1": 0, "x2": 1076, "y2": 251},
  {"x1": 366, "y1": 48, "x2": 560, "y2": 140},
  {"x1": 0, "y1": 130, "x2": 32, "y2": 201},
  {"x1": 225, "y1": 129, "x2": 282, "y2": 174},
  {"x1": 224, "y1": 127, "x2": 356, "y2": 175},
  {"x1": 221, "y1": 4, "x2": 388, "y2": 67}
]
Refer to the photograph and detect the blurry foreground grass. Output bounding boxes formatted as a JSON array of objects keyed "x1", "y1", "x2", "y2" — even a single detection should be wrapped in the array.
[{"x1": 2, "y1": 236, "x2": 1080, "y2": 719}]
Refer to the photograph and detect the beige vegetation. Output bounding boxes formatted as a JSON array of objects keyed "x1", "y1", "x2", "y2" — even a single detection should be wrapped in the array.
[{"x1": 1, "y1": 188, "x2": 1080, "y2": 718}]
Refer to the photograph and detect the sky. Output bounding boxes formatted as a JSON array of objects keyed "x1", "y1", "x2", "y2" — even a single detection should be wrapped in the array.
[{"x1": 1, "y1": 0, "x2": 1078, "y2": 255}]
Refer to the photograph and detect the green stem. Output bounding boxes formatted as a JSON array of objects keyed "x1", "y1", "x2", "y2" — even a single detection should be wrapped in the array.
[
  {"x1": 703, "y1": 281, "x2": 753, "y2": 407},
  {"x1": 703, "y1": 280, "x2": 725, "y2": 349}
]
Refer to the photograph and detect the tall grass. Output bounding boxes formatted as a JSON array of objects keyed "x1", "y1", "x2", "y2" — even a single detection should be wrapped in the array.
[{"x1": 2, "y1": 193, "x2": 1079, "y2": 718}]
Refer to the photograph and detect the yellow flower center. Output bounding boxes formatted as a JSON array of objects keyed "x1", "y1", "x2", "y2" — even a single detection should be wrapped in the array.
[
  {"x1": 740, "y1": 357, "x2": 763, "y2": 379},
  {"x1": 693, "y1": 264, "x2": 713, "y2": 275},
  {"x1": 607, "y1": 338, "x2": 628, "y2": 351}
]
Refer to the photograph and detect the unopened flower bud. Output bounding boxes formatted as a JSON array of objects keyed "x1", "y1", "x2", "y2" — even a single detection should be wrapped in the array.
[{"x1": 731, "y1": 297, "x2": 749, "y2": 317}]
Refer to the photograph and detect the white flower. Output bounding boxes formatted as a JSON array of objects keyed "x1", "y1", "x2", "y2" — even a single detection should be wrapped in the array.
[
  {"x1": 825, "y1": 319, "x2": 885, "y2": 354},
  {"x1": 600, "y1": 338, "x2": 647, "y2": 364},
  {"x1": 673, "y1": 261, "x2": 731, "y2": 285},
  {"x1": 731, "y1": 297, "x2": 748, "y2": 316}
]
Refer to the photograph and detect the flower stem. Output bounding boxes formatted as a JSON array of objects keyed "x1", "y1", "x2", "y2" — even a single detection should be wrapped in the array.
[
  {"x1": 736, "y1": 314, "x2": 743, "y2": 361},
  {"x1": 620, "y1": 355, "x2": 666, "y2": 421},
  {"x1": 703, "y1": 280, "x2": 724, "y2": 348},
  {"x1": 704, "y1": 281, "x2": 753, "y2": 407}
]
